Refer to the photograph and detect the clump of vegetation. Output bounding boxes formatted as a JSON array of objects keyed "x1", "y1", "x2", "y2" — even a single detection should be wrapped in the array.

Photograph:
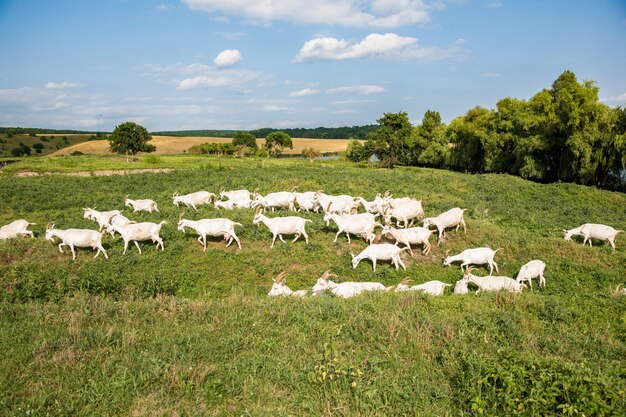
[
  {"x1": 143, "y1": 154, "x2": 162, "y2": 164},
  {"x1": 188, "y1": 142, "x2": 235, "y2": 156},
  {"x1": 108, "y1": 121, "x2": 156, "y2": 161}
]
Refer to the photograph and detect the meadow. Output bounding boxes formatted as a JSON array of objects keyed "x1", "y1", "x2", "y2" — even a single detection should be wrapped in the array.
[{"x1": 0, "y1": 155, "x2": 625, "y2": 416}]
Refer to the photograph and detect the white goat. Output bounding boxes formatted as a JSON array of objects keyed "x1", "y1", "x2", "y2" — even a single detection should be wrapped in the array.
[
  {"x1": 295, "y1": 191, "x2": 319, "y2": 212},
  {"x1": 314, "y1": 191, "x2": 357, "y2": 215},
  {"x1": 124, "y1": 195, "x2": 159, "y2": 213},
  {"x1": 109, "y1": 220, "x2": 167, "y2": 254},
  {"x1": 45, "y1": 223, "x2": 108, "y2": 260},
  {"x1": 383, "y1": 199, "x2": 424, "y2": 228},
  {"x1": 563, "y1": 223, "x2": 624, "y2": 250},
  {"x1": 214, "y1": 199, "x2": 239, "y2": 210},
  {"x1": 351, "y1": 243, "x2": 409, "y2": 271},
  {"x1": 464, "y1": 268, "x2": 526, "y2": 294},
  {"x1": 83, "y1": 208, "x2": 122, "y2": 231},
  {"x1": 104, "y1": 214, "x2": 136, "y2": 237},
  {"x1": 422, "y1": 208, "x2": 468, "y2": 244},
  {"x1": 218, "y1": 187, "x2": 252, "y2": 202},
  {"x1": 172, "y1": 191, "x2": 215, "y2": 210},
  {"x1": 252, "y1": 188, "x2": 297, "y2": 212},
  {"x1": 380, "y1": 224, "x2": 433, "y2": 256},
  {"x1": 0, "y1": 219, "x2": 36, "y2": 239},
  {"x1": 394, "y1": 277, "x2": 451, "y2": 296},
  {"x1": 311, "y1": 270, "x2": 387, "y2": 298},
  {"x1": 268, "y1": 272, "x2": 308, "y2": 297},
  {"x1": 516, "y1": 260, "x2": 546, "y2": 289},
  {"x1": 252, "y1": 210, "x2": 312, "y2": 248},
  {"x1": 355, "y1": 194, "x2": 387, "y2": 214},
  {"x1": 453, "y1": 278, "x2": 469, "y2": 295},
  {"x1": 443, "y1": 247, "x2": 502, "y2": 275},
  {"x1": 177, "y1": 213, "x2": 242, "y2": 251},
  {"x1": 323, "y1": 212, "x2": 380, "y2": 244}
]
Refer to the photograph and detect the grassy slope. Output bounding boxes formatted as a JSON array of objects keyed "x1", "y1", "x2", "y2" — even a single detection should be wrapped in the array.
[
  {"x1": 0, "y1": 134, "x2": 96, "y2": 157},
  {"x1": 0, "y1": 156, "x2": 625, "y2": 416}
]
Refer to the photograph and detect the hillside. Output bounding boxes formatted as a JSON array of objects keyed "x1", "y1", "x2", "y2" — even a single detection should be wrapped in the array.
[{"x1": 0, "y1": 156, "x2": 624, "y2": 416}]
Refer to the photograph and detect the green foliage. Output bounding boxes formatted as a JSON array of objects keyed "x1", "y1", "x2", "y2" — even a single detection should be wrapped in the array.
[
  {"x1": 11, "y1": 143, "x2": 31, "y2": 157},
  {"x1": 108, "y1": 121, "x2": 156, "y2": 156},
  {"x1": 143, "y1": 154, "x2": 162, "y2": 164},
  {"x1": 345, "y1": 140, "x2": 368, "y2": 162},
  {"x1": 264, "y1": 131, "x2": 293, "y2": 157},
  {"x1": 366, "y1": 111, "x2": 413, "y2": 167},
  {"x1": 231, "y1": 131, "x2": 258, "y2": 150},
  {"x1": 302, "y1": 147, "x2": 320, "y2": 162},
  {"x1": 188, "y1": 142, "x2": 235, "y2": 156}
]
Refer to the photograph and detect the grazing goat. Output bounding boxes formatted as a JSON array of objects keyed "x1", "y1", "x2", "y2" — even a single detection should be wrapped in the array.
[
  {"x1": 45, "y1": 223, "x2": 108, "y2": 260},
  {"x1": 109, "y1": 220, "x2": 167, "y2": 254},
  {"x1": 105, "y1": 214, "x2": 136, "y2": 237},
  {"x1": 83, "y1": 208, "x2": 122, "y2": 231},
  {"x1": 394, "y1": 277, "x2": 451, "y2": 296},
  {"x1": 383, "y1": 199, "x2": 424, "y2": 228},
  {"x1": 252, "y1": 210, "x2": 311, "y2": 248},
  {"x1": 464, "y1": 268, "x2": 526, "y2": 294},
  {"x1": 355, "y1": 194, "x2": 387, "y2": 215},
  {"x1": 323, "y1": 212, "x2": 380, "y2": 244},
  {"x1": 268, "y1": 272, "x2": 308, "y2": 297},
  {"x1": 422, "y1": 208, "x2": 468, "y2": 244},
  {"x1": 172, "y1": 191, "x2": 215, "y2": 210},
  {"x1": 563, "y1": 223, "x2": 624, "y2": 250},
  {"x1": 443, "y1": 247, "x2": 502, "y2": 275},
  {"x1": 124, "y1": 195, "x2": 159, "y2": 213},
  {"x1": 218, "y1": 187, "x2": 252, "y2": 202},
  {"x1": 381, "y1": 225, "x2": 433, "y2": 256},
  {"x1": 516, "y1": 260, "x2": 546, "y2": 289},
  {"x1": 0, "y1": 219, "x2": 36, "y2": 239},
  {"x1": 351, "y1": 243, "x2": 409, "y2": 271},
  {"x1": 177, "y1": 213, "x2": 242, "y2": 251},
  {"x1": 252, "y1": 189, "x2": 297, "y2": 211},
  {"x1": 311, "y1": 270, "x2": 387, "y2": 298}
]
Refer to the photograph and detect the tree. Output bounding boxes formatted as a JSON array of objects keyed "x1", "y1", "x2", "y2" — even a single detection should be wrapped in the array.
[
  {"x1": 264, "y1": 131, "x2": 293, "y2": 157},
  {"x1": 410, "y1": 110, "x2": 449, "y2": 168},
  {"x1": 346, "y1": 140, "x2": 368, "y2": 162},
  {"x1": 32, "y1": 143, "x2": 44, "y2": 154},
  {"x1": 108, "y1": 121, "x2": 156, "y2": 160},
  {"x1": 302, "y1": 147, "x2": 320, "y2": 162},
  {"x1": 232, "y1": 131, "x2": 258, "y2": 150},
  {"x1": 367, "y1": 111, "x2": 413, "y2": 168}
]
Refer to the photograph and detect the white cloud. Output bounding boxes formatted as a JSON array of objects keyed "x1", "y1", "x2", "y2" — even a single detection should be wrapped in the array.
[
  {"x1": 601, "y1": 93, "x2": 626, "y2": 105},
  {"x1": 327, "y1": 85, "x2": 385, "y2": 95},
  {"x1": 214, "y1": 49, "x2": 242, "y2": 67},
  {"x1": 294, "y1": 33, "x2": 466, "y2": 62},
  {"x1": 182, "y1": 0, "x2": 433, "y2": 28},
  {"x1": 483, "y1": 71, "x2": 501, "y2": 78},
  {"x1": 44, "y1": 81, "x2": 86, "y2": 89},
  {"x1": 142, "y1": 62, "x2": 263, "y2": 90},
  {"x1": 288, "y1": 88, "x2": 320, "y2": 97},
  {"x1": 487, "y1": 0, "x2": 503, "y2": 8},
  {"x1": 215, "y1": 31, "x2": 247, "y2": 40}
]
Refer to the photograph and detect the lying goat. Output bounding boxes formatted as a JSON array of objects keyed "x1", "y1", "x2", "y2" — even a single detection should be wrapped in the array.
[
  {"x1": 394, "y1": 277, "x2": 451, "y2": 296},
  {"x1": 443, "y1": 247, "x2": 501, "y2": 275},
  {"x1": 267, "y1": 272, "x2": 308, "y2": 297},
  {"x1": 463, "y1": 268, "x2": 526, "y2": 294},
  {"x1": 311, "y1": 270, "x2": 387, "y2": 298},
  {"x1": 351, "y1": 243, "x2": 409, "y2": 271},
  {"x1": 45, "y1": 222, "x2": 107, "y2": 260},
  {"x1": 0, "y1": 219, "x2": 36, "y2": 239},
  {"x1": 564, "y1": 223, "x2": 624, "y2": 250},
  {"x1": 177, "y1": 213, "x2": 242, "y2": 251}
]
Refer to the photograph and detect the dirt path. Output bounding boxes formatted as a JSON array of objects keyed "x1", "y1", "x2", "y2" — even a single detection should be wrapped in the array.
[{"x1": 15, "y1": 168, "x2": 175, "y2": 177}]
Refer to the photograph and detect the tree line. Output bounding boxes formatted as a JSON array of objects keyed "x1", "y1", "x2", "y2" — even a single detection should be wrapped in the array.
[
  {"x1": 152, "y1": 125, "x2": 377, "y2": 140},
  {"x1": 348, "y1": 71, "x2": 626, "y2": 191}
]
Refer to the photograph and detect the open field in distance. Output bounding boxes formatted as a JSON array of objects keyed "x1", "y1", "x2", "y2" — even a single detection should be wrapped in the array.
[{"x1": 50, "y1": 136, "x2": 354, "y2": 156}]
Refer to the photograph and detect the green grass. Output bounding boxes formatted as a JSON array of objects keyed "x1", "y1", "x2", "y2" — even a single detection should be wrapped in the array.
[
  {"x1": 0, "y1": 134, "x2": 96, "y2": 157},
  {"x1": 0, "y1": 156, "x2": 625, "y2": 416}
]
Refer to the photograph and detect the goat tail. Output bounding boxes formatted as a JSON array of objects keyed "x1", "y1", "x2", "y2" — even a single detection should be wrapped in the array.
[
  {"x1": 29, "y1": 222, "x2": 37, "y2": 225},
  {"x1": 305, "y1": 219, "x2": 313, "y2": 223},
  {"x1": 494, "y1": 247, "x2": 504, "y2": 253},
  {"x1": 158, "y1": 221, "x2": 168, "y2": 227},
  {"x1": 616, "y1": 230, "x2": 625, "y2": 234}
]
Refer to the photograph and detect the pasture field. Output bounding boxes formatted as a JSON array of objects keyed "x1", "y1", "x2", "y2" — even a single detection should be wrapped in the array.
[
  {"x1": 0, "y1": 133, "x2": 96, "y2": 157},
  {"x1": 0, "y1": 155, "x2": 625, "y2": 416},
  {"x1": 50, "y1": 136, "x2": 354, "y2": 156}
]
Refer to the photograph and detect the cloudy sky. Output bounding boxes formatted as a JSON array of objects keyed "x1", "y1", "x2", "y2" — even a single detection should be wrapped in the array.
[{"x1": 0, "y1": 0, "x2": 625, "y2": 131}]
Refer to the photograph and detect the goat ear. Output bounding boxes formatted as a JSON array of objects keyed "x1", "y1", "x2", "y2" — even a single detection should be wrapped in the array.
[
  {"x1": 179, "y1": 212, "x2": 184, "y2": 221},
  {"x1": 350, "y1": 252, "x2": 355, "y2": 259}
]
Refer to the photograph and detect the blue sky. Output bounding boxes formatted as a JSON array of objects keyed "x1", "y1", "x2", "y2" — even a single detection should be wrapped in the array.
[{"x1": 0, "y1": 0, "x2": 625, "y2": 131}]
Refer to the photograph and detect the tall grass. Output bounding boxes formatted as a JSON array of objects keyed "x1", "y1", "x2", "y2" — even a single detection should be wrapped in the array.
[{"x1": 0, "y1": 156, "x2": 625, "y2": 416}]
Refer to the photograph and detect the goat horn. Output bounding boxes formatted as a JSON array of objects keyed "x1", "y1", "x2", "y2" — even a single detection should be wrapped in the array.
[
  {"x1": 400, "y1": 276, "x2": 412, "y2": 285},
  {"x1": 445, "y1": 249, "x2": 450, "y2": 257},
  {"x1": 173, "y1": 192, "x2": 178, "y2": 197},
  {"x1": 124, "y1": 194, "x2": 129, "y2": 199},
  {"x1": 291, "y1": 186, "x2": 297, "y2": 192},
  {"x1": 321, "y1": 270, "x2": 332, "y2": 280},
  {"x1": 45, "y1": 222, "x2": 54, "y2": 230},
  {"x1": 219, "y1": 186, "x2": 224, "y2": 193},
  {"x1": 179, "y1": 212, "x2": 184, "y2": 221}
]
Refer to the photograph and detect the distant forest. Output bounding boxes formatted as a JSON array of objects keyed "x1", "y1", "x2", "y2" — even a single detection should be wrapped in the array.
[
  {"x1": 152, "y1": 125, "x2": 378, "y2": 139},
  {"x1": 0, "y1": 127, "x2": 102, "y2": 135}
]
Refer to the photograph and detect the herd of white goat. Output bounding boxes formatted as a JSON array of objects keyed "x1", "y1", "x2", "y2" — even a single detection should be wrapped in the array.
[{"x1": 1, "y1": 187, "x2": 623, "y2": 298}]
